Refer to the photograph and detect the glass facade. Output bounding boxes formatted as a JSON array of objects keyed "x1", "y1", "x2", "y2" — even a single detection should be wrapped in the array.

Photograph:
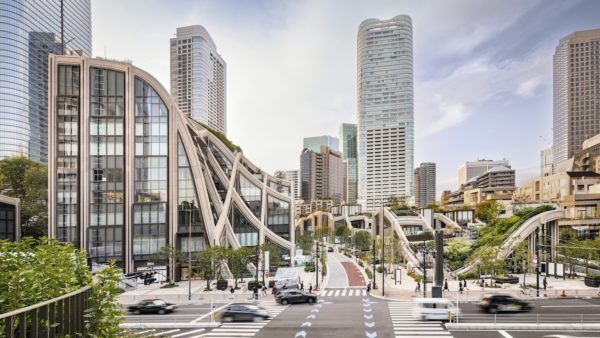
[
  {"x1": 339, "y1": 123, "x2": 358, "y2": 203},
  {"x1": 0, "y1": 0, "x2": 91, "y2": 162},
  {"x1": 177, "y1": 137, "x2": 206, "y2": 253},
  {"x1": 88, "y1": 68, "x2": 125, "y2": 264},
  {"x1": 230, "y1": 204, "x2": 258, "y2": 247},
  {"x1": 55, "y1": 64, "x2": 80, "y2": 245},
  {"x1": 133, "y1": 77, "x2": 169, "y2": 260},
  {"x1": 236, "y1": 173, "x2": 262, "y2": 219},
  {"x1": 0, "y1": 202, "x2": 16, "y2": 241},
  {"x1": 266, "y1": 195, "x2": 290, "y2": 240}
]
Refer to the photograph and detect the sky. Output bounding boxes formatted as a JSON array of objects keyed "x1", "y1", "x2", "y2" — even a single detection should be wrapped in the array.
[{"x1": 92, "y1": 0, "x2": 600, "y2": 197}]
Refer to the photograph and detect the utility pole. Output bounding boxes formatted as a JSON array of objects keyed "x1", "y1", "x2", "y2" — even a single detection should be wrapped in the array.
[
  {"x1": 188, "y1": 201, "x2": 193, "y2": 301},
  {"x1": 536, "y1": 226, "x2": 540, "y2": 298},
  {"x1": 381, "y1": 206, "x2": 385, "y2": 297},
  {"x1": 315, "y1": 240, "x2": 319, "y2": 290},
  {"x1": 372, "y1": 237, "x2": 376, "y2": 288},
  {"x1": 423, "y1": 238, "x2": 427, "y2": 298}
]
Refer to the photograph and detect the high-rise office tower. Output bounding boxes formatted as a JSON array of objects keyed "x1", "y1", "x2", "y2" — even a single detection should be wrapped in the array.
[
  {"x1": 357, "y1": 15, "x2": 414, "y2": 210},
  {"x1": 339, "y1": 123, "x2": 358, "y2": 203},
  {"x1": 0, "y1": 0, "x2": 92, "y2": 162},
  {"x1": 284, "y1": 170, "x2": 301, "y2": 200},
  {"x1": 458, "y1": 159, "x2": 510, "y2": 186},
  {"x1": 170, "y1": 25, "x2": 227, "y2": 134},
  {"x1": 303, "y1": 135, "x2": 339, "y2": 153},
  {"x1": 414, "y1": 162, "x2": 436, "y2": 208},
  {"x1": 552, "y1": 29, "x2": 600, "y2": 165},
  {"x1": 300, "y1": 146, "x2": 347, "y2": 204}
]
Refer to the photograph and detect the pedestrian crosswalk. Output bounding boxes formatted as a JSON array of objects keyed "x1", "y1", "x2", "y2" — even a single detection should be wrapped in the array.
[
  {"x1": 388, "y1": 301, "x2": 453, "y2": 338},
  {"x1": 129, "y1": 328, "x2": 206, "y2": 338},
  {"x1": 201, "y1": 301, "x2": 287, "y2": 338},
  {"x1": 320, "y1": 288, "x2": 367, "y2": 297}
]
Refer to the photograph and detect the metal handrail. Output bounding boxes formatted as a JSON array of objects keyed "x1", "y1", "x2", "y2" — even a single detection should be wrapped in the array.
[{"x1": 0, "y1": 285, "x2": 92, "y2": 319}]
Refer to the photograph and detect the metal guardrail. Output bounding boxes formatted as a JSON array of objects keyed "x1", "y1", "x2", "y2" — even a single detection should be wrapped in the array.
[{"x1": 0, "y1": 286, "x2": 93, "y2": 338}]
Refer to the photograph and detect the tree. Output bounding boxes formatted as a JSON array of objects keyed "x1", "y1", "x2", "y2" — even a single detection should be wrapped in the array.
[
  {"x1": 511, "y1": 241, "x2": 530, "y2": 286},
  {"x1": 334, "y1": 223, "x2": 351, "y2": 245},
  {"x1": 196, "y1": 246, "x2": 229, "y2": 290},
  {"x1": 472, "y1": 245, "x2": 504, "y2": 286},
  {"x1": 150, "y1": 245, "x2": 183, "y2": 285},
  {"x1": 260, "y1": 242, "x2": 283, "y2": 268},
  {"x1": 295, "y1": 228, "x2": 314, "y2": 254},
  {"x1": 0, "y1": 157, "x2": 48, "y2": 237},
  {"x1": 227, "y1": 247, "x2": 253, "y2": 288},
  {"x1": 354, "y1": 230, "x2": 372, "y2": 252},
  {"x1": 475, "y1": 200, "x2": 505, "y2": 222},
  {"x1": 0, "y1": 238, "x2": 123, "y2": 335},
  {"x1": 444, "y1": 238, "x2": 472, "y2": 270}
]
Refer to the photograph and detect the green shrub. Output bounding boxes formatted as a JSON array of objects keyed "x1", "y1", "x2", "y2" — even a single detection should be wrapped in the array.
[
  {"x1": 365, "y1": 268, "x2": 372, "y2": 279},
  {"x1": 247, "y1": 281, "x2": 264, "y2": 290},
  {"x1": 358, "y1": 260, "x2": 364, "y2": 267},
  {"x1": 586, "y1": 273, "x2": 600, "y2": 279},
  {"x1": 376, "y1": 266, "x2": 383, "y2": 273},
  {"x1": 457, "y1": 272, "x2": 478, "y2": 280},
  {"x1": 322, "y1": 262, "x2": 327, "y2": 276},
  {"x1": 304, "y1": 262, "x2": 316, "y2": 272}
]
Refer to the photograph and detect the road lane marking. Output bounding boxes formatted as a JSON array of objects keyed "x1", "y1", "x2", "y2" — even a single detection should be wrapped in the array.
[
  {"x1": 172, "y1": 329, "x2": 205, "y2": 337},
  {"x1": 498, "y1": 331, "x2": 513, "y2": 338},
  {"x1": 191, "y1": 302, "x2": 231, "y2": 323},
  {"x1": 154, "y1": 329, "x2": 180, "y2": 336},
  {"x1": 541, "y1": 305, "x2": 600, "y2": 308},
  {"x1": 334, "y1": 290, "x2": 340, "y2": 297}
]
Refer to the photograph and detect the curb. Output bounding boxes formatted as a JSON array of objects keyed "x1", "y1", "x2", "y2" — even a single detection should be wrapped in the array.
[
  {"x1": 120, "y1": 322, "x2": 221, "y2": 329},
  {"x1": 446, "y1": 323, "x2": 600, "y2": 331}
]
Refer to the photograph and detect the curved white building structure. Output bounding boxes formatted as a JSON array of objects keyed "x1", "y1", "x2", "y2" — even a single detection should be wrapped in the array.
[{"x1": 47, "y1": 56, "x2": 294, "y2": 277}]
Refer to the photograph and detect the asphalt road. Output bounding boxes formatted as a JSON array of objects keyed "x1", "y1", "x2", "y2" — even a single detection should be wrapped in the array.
[
  {"x1": 122, "y1": 302, "x2": 226, "y2": 323},
  {"x1": 453, "y1": 331, "x2": 600, "y2": 338},
  {"x1": 254, "y1": 293, "x2": 393, "y2": 338}
]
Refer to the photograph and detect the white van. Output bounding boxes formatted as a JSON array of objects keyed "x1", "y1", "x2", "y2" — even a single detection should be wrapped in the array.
[{"x1": 412, "y1": 298, "x2": 460, "y2": 321}]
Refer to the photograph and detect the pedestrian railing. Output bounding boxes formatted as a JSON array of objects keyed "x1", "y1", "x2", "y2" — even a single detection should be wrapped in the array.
[
  {"x1": 454, "y1": 313, "x2": 600, "y2": 324},
  {"x1": 0, "y1": 286, "x2": 93, "y2": 338}
]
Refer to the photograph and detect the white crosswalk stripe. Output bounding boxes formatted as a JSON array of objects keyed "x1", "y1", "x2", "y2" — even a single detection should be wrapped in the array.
[
  {"x1": 199, "y1": 301, "x2": 288, "y2": 338},
  {"x1": 321, "y1": 288, "x2": 366, "y2": 297},
  {"x1": 388, "y1": 301, "x2": 453, "y2": 338}
]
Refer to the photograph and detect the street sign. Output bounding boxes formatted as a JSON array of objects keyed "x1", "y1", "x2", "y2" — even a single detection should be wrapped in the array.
[{"x1": 264, "y1": 251, "x2": 270, "y2": 273}]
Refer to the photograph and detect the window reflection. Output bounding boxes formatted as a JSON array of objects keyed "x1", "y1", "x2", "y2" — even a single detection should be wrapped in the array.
[
  {"x1": 236, "y1": 174, "x2": 262, "y2": 218},
  {"x1": 230, "y1": 204, "x2": 258, "y2": 247},
  {"x1": 267, "y1": 195, "x2": 290, "y2": 240}
]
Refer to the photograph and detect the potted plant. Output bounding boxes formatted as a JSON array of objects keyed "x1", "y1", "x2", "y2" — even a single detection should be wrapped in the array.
[
  {"x1": 216, "y1": 278, "x2": 228, "y2": 290},
  {"x1": 584, "y1": 273, "x2": 600, "y2": 287}
]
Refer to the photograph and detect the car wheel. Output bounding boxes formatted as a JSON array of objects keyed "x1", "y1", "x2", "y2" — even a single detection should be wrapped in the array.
[
  {"x1": 307, "y1": 298, "x2": 314, "y2": 304},
  {"x1": 158, "y1": 309, "x2": 166, "y2": 315},
  {"x1": 282, "y1": 300, "x2": 288, "y2": 305}
]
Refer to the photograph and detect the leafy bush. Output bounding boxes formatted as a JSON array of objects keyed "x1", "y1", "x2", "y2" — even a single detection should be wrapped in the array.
[
  {"x1": 365, "y1": 268, "x2": 372, "y2": 279},
  {"x1": 457, "y1": 272, "x2": 478, "y2": 280},
  {"x1": 586, "y1": 273, "x2": 600, "y2": 279},
  {"x1": 304, "y1": 262, "x2": 316, "y2": 272},
  {"x1": 358, "y1": 260, "x2": 364, "y2": 267}
]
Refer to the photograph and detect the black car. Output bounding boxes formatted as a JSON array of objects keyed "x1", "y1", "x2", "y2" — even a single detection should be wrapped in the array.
[
  {"x1": 276, "y1": 290, "x2": 317, "y2": 305},
  {"x1": 128, "y1": 299, "x2": 177, "y2": 314},
  {"x1": 479, "y1": 294, "x2": 531, "y2": 314},
  {"x1": 219, "y1": 303, "x2": 270, "y2": 322},
  {"x1": 327, "y1": 247, "x2": 334, "y2": 252}
]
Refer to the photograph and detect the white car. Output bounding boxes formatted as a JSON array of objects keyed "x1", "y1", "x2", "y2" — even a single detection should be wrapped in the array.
[{"x1": 412, "y1": 298, "x2": 460, "y2": 321}]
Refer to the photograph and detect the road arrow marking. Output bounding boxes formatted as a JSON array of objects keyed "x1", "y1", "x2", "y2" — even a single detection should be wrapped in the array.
[
  {"x1": 306, "y1": 314, "x2": 316, "y2": 320},
  {"x1": 366, "y1": 331, "x2": 377, "y2": 338},
  {"x1": 363, "y1": 308, "x2": 372, "y2": 313},
  {"x1": 318, "y1": 299, "x2": 325, "y2": 303},
  {"x1": 315, "y1": 304, "x2": 322, "y2": 308},
  {"x1": 311, "y1": 309, "x2": 319, "y2": 313},
  {"x1": 363, "y1": 298, "x2": 369, "y2": 302},
  {"x1": 363, "y1": 303, "x2": 371, "y2": 308},
  {"x1": 364, "y1": 314, "x2": 373, "y2": 320},
  {"x1": 365, "y1": 322, "x2": 375, "y2": 328},
  {"x1": 301, "y1": 322, "x2": 312, "y2": 328},
  {"x1": 295, "y1": 331, "x2": 307, "y2": 338}
]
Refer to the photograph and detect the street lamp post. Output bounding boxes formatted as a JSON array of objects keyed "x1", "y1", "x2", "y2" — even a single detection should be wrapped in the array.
[
  {"x1": 381, "y1": 206, "x2": 385, "y2": 297},
  {"x1": 188, "y1": 201, "x2": 194, "y2": 301},
  {"x1": 536, "y1": 226, "x2": 540, "y2": 298},
  {"x1": 315, "y1": 239, "x2": 319, "y2": 290}
]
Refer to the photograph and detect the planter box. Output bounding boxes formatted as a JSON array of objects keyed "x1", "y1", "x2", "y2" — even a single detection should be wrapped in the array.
[
  {"x1": 494, "y1": 276, "x2": 520, "y2": 284},
  {"x1": 584, "y1": 276, "x2": 600, "y2": 287},
  {"x1": 216, "y1": 280, "x2": 228, "y2": 290}
]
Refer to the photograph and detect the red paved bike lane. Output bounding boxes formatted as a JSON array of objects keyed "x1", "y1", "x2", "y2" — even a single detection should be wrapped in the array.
[{"x1": 340, "y1": 261, "x2": 367, "y2": 286}]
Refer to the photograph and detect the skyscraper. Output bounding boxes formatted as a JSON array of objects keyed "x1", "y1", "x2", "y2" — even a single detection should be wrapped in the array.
[
  {"x1": 300, "y1": 146, "x2": 347, "y2": 204},
  {"x1": 0, "y1": 0, "x2": 92, "y2": 162},
  {"x1": 414, "y1": 163, "x2": 436, "y2": 208},
  {"x1": 339, "y1": 123, "x2": 358, "y2": 203},
  {"x1": 170, "y1": 25, "x2": 227, "y2": 134},
  {"x1": 303, "y1": 135, "x2": 339, "y2": 152},
  {"x1": 357, "y1": 15, "x2": 414, "y2": 210},
  {"x1": 552, "y1": 29, "x2": 600, "y2": 165}
]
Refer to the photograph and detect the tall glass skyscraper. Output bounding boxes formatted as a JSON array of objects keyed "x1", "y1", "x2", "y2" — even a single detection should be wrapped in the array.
[
  {"x1": 170, "y1": 25, "x2": 227, "y2": 135},
  {"x1": 357, "y1": 15, "x2": 414, "y2": 210},
  {"x1": 552, "y1": 29, "x2": 600, "y2": 166},
  {"x1": 0, "y1": 0, "x2": 92, "y2": 162},
  {"x1": 303, "y1": 135, "x2": 339, "y2": 152},
  {"x1": 339, "y1": 123, "x2": 358, "y2": 203}
]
